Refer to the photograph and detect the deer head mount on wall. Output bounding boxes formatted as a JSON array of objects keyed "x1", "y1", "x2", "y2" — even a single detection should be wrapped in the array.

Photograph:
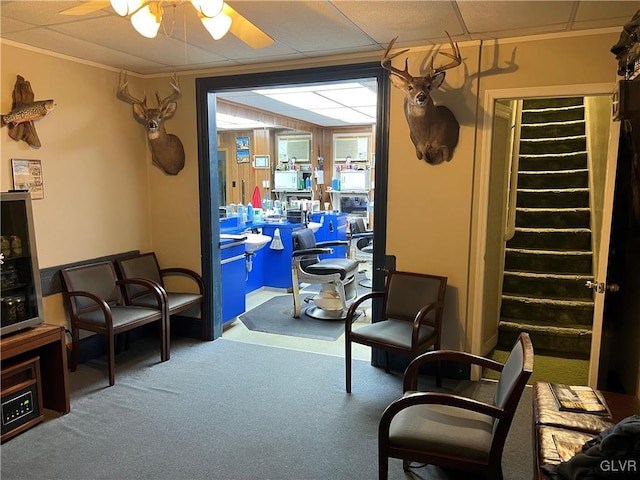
[
  {"x1": 382, "y1": 33, "x2": 462, "y2": 165},
  {"x1": 117, "y1": 72, "x2": 185, "y2": 176}
]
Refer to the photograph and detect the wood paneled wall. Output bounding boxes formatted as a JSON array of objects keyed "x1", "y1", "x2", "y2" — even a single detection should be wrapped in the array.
[{"x1": 216, "y1": 99, "x2": 373, "y2": 210}]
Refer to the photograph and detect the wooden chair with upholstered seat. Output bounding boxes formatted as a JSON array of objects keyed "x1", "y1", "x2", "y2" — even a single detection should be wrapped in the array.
[
  {"x1": 61, "y1": 261, "x2": 169, "y2": 386},
  {"x1": 344, "y1": 270, "x2": 447, "y2": 393},
  {"x1": 378, "y1": 332, "x2": 534, "y2": 480},
  {"x1": 115, "y1": 252, "x2": 206, "y2": 355}
]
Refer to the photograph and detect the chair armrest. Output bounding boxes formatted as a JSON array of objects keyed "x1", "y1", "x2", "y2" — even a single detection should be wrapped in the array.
[
  {"x1": 292, "y1": 247, "x2": 333, "y2": 257},
  {"x1": 316, "y1": 240, "x2": 349, "y2": 248},
  {"x1": 350, "y1": 232, "x2": 373, "y2": 240},
  {"x1": 345, "y1": 291, "x2": 385, "y2": 331},
  {"x1": 159, "y1": 267, "x2": 205, "y2": 295},
  {"x1": 117, "y1": 278, "x2": 168, "y2": 309},
  {"x1": 403, "y1": 349, "x2": 504, "y2": 392},
  {"x1": 66, "y1": 290, "x2": 114, "y2": 327},
  {"x1": 409, "y1": 302, "x2": 440, "y2": 345},
  {"x1": 379, "y1": 391, "x2": 506, "y2": 436}
]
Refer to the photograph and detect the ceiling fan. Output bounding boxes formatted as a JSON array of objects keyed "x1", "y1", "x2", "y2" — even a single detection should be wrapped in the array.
[{"x1": 59, "y1": 0, "x2": 274, "y2": 48}]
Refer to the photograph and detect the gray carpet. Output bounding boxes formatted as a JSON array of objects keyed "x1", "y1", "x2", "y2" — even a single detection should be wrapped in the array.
[
  {"x1": 0, "y1": 337, "x2": 534, "y2": 480},
  {"x1": 239, "y1": 294, "x2": 348, "y2": 341}
]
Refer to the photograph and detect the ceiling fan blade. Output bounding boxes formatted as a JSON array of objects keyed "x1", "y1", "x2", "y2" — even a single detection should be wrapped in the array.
[
  {"x1": 223, "y1": 3, "x2": 274, "y2": 49},
  {"x1": 59, "y1": 1, "x2": 111, "y2": 16}
]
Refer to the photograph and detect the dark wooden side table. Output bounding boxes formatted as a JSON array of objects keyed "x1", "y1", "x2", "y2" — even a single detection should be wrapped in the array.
[{"x1": 1, "y1": 324, "x2": 70, "y2": 414}]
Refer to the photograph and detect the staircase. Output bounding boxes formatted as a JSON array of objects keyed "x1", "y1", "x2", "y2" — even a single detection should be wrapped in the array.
[{"x1": 498, "y1": 97, "x2": 594, "y2": 358}]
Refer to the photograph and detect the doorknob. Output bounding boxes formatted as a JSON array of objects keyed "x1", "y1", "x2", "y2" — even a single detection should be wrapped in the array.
[{"x1": 585, "y1": 281, "x2": 620, "y2": 293}]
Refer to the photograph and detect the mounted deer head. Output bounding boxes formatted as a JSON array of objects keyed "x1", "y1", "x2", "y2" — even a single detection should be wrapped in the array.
[
  {"x1": 117, "y1": 72, "x2": 185, "y2": 175},
  {"x1": 382, "y1": 33, "x2": 462, "y2": 165}
]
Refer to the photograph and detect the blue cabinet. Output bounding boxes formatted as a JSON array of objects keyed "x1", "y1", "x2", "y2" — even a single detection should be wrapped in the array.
[
  {"x1": 245, "y1": 248, "x2": 264, "y2": 294},
  {"x1": 220, "y1": 239, "x2": 246, "y2": 324},
  {"x1": 260, "y1": 223, "x2": 303, "y2": 289}
]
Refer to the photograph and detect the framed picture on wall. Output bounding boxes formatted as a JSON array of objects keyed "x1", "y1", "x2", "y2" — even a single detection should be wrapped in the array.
[
  {"x1": 236, "y1": 149, "x2": 250, "y2": 163},
  {"x1": 11, "y1": 159, "x2": 44, "y2": 199},
  {"x1": 236, "y1": 136, "x2": 250, "y2": 163},
  {"x1": 236, "y1": 136, "x2": 249, "y2": 151}
]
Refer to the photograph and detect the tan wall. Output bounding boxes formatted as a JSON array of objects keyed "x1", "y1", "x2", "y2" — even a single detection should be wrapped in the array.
[
  {"x1": 385, "y1": 41, "x2": 480, "y2": 350},
  {"x1": 1, "y1": 43, "x2": 152, "y2": 329},
  {"x1": 1, "y1": 29, "x2": 622, "y2": 352}
]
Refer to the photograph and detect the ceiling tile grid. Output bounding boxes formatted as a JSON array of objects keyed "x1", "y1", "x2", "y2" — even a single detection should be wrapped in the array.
[{"x1": 1, "y1": 0, "x2": 635, "y2": 76}]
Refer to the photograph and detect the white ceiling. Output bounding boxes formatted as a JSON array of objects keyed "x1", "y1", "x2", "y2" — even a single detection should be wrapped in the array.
[
  {"x1": 1, "y1": 1, "x2": 636, "y2": 127},
  {"x1": 1, "y1": 1, "x2": 635, "y2": 75}
]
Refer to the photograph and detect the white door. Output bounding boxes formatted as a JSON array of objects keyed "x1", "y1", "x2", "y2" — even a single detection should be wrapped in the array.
[{"x1": 588, "y1": 120, "x2": 621, "y2": 387}]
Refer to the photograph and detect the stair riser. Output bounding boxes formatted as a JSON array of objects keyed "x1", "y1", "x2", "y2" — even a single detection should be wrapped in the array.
[
  {"x1": 502, "y1": 275, "x2": 594, "y2": 300},
  {"x1": 519, "y1": 154, "x2": 587, "y2": 171},
  {"x1": 505, "y1": 251, "x2": 593, "y2": 274},
  {"x1": 515, "y1": 210, "x2": 590, "y2": 228},
  {"x1": 507, "y1": 230, "x2": 591, "y2": 250},
  {"x1": 497, "y1": 326, "x2": 591, "y2": 356},
  {"x1": 524, "y1": 98, "x2": 584, "y2": 109},
  {"x1": 519, "y1": 137, "x2": 586, "y2": 155},
  {"x1": 520, "y1": 123, "x2": 585, "y2": 139},
  {"x1": 517, "y1": 190, "x2": 589, "y2": 208},
  {"x1": 501, "y1": 298, "x2": 593, "y2": 325},
  {"x1": 523, "y1": 109, "x2": 585, "y2": 123},
  {"x1": 517, "y1": 171, "x2": 588, "y2": 189}
]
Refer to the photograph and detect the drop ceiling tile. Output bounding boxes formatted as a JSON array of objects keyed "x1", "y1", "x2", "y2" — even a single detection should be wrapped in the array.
[
  {"x1": 0, "y1": 15, "x2": 33, "y2": 34},
  {"x1": 46, "y1": 16, "x2": 226, "y2": 66},
  {"x1": 1, "y1": 1, "x2": 111, "y2": 26},
  {"x1": 459, "y1": 1, "x2": 575, "y2": 34},
  {"x1": 574, "y1": 1, "x2": 639, "y2": 23},
  {"x1": 230, "y1": 1, "x2": 377, "y2": 52},
  {"x1": 333, "y1": 0, "x2": 466, "y2": 43},
  {"x1": 3, "y1": 30, "x2": 165, "y2": 73}
]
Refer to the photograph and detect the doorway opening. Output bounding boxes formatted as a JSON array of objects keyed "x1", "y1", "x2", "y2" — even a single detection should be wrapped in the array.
[
  {"x1": 478, "y1": 89, "x2": 616, "y2": 386},
  {"x1": 195, "y1": 63, "x2": 391, "y2": 354}
]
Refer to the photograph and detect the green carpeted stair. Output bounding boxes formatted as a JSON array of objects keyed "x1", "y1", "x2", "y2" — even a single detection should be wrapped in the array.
[{"x1": 498, "y1": 97, "x2": 594, "y2": 358}]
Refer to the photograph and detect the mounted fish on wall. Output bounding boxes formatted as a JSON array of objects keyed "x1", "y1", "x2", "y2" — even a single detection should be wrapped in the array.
[
  {"x1": 116, "y1": 72, "x2": 185, "y2": 176},
  {"x1": 1, "y1": 75, "x2": 55, "y2": 148}
]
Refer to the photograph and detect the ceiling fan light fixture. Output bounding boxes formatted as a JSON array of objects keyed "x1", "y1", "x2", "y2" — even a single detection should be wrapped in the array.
[
  {"x1": 200, "y1": 11, "x2": 232, "y2": 40},
  {"x1": 110, "y1": 0, "x2": 144, "y2": 17},
  {"x1": 131, "y1": 4, "x2": 162, "y2": 38},
  {"x1": 191, "y1": 0, "x2": 224, "y2": 18}
]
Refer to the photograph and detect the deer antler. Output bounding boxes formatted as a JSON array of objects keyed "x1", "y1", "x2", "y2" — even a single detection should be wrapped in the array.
[
  {"x1": 117, "y1": 71, "x2": 147, "y2": 108},
  {"x1": 381, "y1": 36, "x2": 412, "y2": 81},
  {"x1": 156, "y1": 74, "x2": 181, "y2": 109},
  {"x1": 430, "y1": 32, "x2": 462, "y2": 77}
]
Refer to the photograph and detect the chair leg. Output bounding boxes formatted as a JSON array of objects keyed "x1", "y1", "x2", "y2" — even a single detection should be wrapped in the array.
[
  {"x1": 161, "y1": 314, "x2": 170, "y2": 362},
  {"x1": 291, "y1": 269, "x2": 302, "y2": 318},
  {"x1": 384, "y1": 351, "x2": 390, "y2": 374},
  {"x1": 345, "y1": 338, "x2": 352, "y2": 393},
  {"x1": 71, "y1": 326, "x2": 79, "y2": 372},
  {"x1": 107, "y1": 334, "x2": 116, "y2": 386},
  {"x1": 402, "y1": 459, "x2": 411, "y2": 472},
  {"x1": 378, "y1": 455, "x2": 388, "y2": 480},
  {"x1": 200, "y1": 306, "x2": 207, "y2": 341}
]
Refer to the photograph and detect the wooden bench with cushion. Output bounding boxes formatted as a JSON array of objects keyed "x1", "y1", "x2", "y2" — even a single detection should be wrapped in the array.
[{"x1": 533, "y1": 381, "x2": 640, "y2": 479}]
